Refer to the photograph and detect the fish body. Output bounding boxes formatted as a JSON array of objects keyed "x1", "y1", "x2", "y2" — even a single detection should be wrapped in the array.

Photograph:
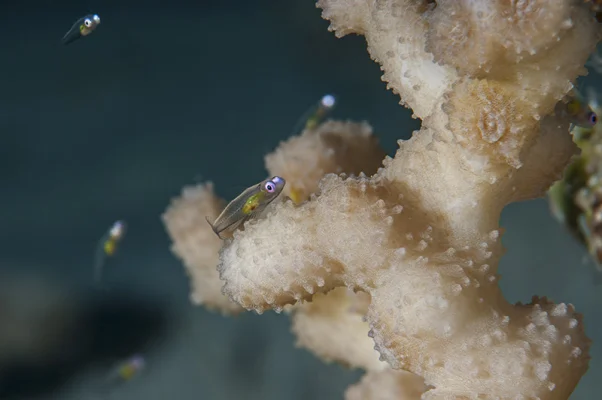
[
  {"x1": 96, "y1": 355, "x2": 146, "y2": 397},
  {"x1": 206, "y1": 176, "x2": 285, "y2": 239},
  {"x1": 548, "y1": 86, "x2": 602, "y2": 272},
  {"x1": 304, "y1": 94, "x2": 336, "y2": 131},
  {"x1": 556, "y1": 92, "x2": 598, "y2": 130},
  {"x1": 94, "y1": 220, "x2": 127, "y2": 284},
  {"x1": 288, "y1": 94, "x2": 336, "y2": 137},
  {"x1": 115, "y1": 355, "x2": 145, "y2": 381},
  {"x1": 62, "y1": 14, "x2": 101, "y2": 45}
]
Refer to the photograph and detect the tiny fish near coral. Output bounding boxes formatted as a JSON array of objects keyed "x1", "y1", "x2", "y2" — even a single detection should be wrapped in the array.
[
  {"x1": 549, "y1": 87, "x2": 602, "y2": 271},
  {"x1": 206, "y1": 176, "x2": 285, "y2": 239}
]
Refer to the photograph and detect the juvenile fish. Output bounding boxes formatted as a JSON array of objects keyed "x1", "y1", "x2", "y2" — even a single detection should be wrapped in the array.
[
  {"x1": 206, "y1": 176, "x2": 285, "y2": 239},
  {"x1": 304, "y1": 94, "x2": 336, "y2": 131},
  {"x1": 62, "y1": 14, "x2": 101, "y2": 45},
  {"x1": 556, "y1": 92, "x2": 598, "y2": 130},
  {"x1": 288, "y1": 94, "x2": 337, "y2": 138},
  {"x1": 94, "y1": 220, "x2": 126, "y2": 284}
]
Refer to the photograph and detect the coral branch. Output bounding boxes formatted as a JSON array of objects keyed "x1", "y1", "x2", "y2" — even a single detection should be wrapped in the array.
[
  {"x1": 292, "y1": 288, "x2": 385, "y2": 371},
  {"x1": 163, "y1": 182, "x2": 243, "y2": 314},
  {"x1": 213, "y1": 0, "x2": 601, "y2": 398},
  {"x1": 345, "y1": 369, "x2": 426, "y2": 400}
]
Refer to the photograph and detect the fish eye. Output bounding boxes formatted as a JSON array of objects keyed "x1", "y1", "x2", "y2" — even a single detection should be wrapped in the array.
[
  {"x1": 264, "y1": 182, "x2": 276, "y2": 193},
  {"x1": 321, "y1": 94, "x2": 336, "y2": 108},
  {"x1": 84, "y1": 19, "x2": 92, "y2": 27},
  {"x1": 590, "y1": 112, "x2": 598, "y2": 124}
]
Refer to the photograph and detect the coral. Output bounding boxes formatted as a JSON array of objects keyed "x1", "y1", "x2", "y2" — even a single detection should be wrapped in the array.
[
  {"x1": 265, "y1": 120, "x2": 386, "y2": 203},
  {"x1": 213, "y1": 0, "x2": 601, "y2": 399},
  {"x1": 163, "y1": 121, "x2": 386, "y2": 314},
  {"x1": 165, "y1": 1, "x2": 602, "y2": 398},
  {"x1": 291, "y1": 288, "x2": 385, "y2": 371},
  {"x1": 345, "y1": 369, "x2": 427, "y2": 400},
  {"x1": 163, "y1": 182, "x2": 242, "y2": 314}
]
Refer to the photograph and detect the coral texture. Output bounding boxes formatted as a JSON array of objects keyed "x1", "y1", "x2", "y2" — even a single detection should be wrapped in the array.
[
  {"x1": 162, "y1": 182, "x2": 242, "y2": 314},
  {"x1": 207, "y1": 1, "x2": 601, "y2": 399},
  {"x1": 345, "y1": 369, "x2": 427, "y2": 400},
  {"x1": 163, "y1": 121, "x2": 386, "y2": 314}
]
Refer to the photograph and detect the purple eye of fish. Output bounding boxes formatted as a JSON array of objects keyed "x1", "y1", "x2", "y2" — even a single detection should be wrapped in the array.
[
  {"x1": 590, "y1": 112, "x2": 598, "y2": 124},
  {"x1": 264, "y1": 182, "x2": 275, "y2": 193}
]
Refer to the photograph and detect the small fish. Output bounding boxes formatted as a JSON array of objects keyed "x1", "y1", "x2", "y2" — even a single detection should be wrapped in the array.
[
  {"x1": 305, "y1": 94, "x2": 336, "y2": 130},
  {"x1": 289, "y1": 94, "x2": 337, "y2": 137},
  {"x1": 556, "y1": 91, "x2": 598, "y2": 130},
  {"x1": 113, "y1": 354, "x2": 145, "y2": 381},
  {"x1": 94, "y1": 220, "x2": 127, "y2": 284},
  {"x1": 62, "y1": 14, "x2": 101, "y2": 45},
  {"x1": 206, "y1": 176, "x2": 285, "y2": 239},
  {"x1": 96, "y1": 354, "x2": 146, "y2": 397},
  {"x1": 548, "y1": 86, "x2": 602, "y2": 272}
]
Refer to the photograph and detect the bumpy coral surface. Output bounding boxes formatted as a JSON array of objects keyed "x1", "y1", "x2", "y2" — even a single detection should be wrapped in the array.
[
  {"x1": 345, "y1": 369, "x2": 426, "y2": 400},
  {"x1": 212, "y1": 1, "x2": 601, "y2": 399},
  {"x1": 163, "y1": 121, "x2": 386, "y2": 314},
  {"x1": 162, "y1": 182, "x2": 242, "y2": 314},
  {"x1": 265, "y1": 120, "x2": 386, "y2": 204}
]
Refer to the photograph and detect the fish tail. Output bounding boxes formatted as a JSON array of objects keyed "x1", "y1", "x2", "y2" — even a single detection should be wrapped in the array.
[
  {"x1": 61, "y1": 31, "x2": 81, "y2": 45},
  {"x1": 205, "y1": 217, "x2": 223, "y2": 239},
  {"x1": 94, "y1": 251, "x2": 104, "y2": 284}
]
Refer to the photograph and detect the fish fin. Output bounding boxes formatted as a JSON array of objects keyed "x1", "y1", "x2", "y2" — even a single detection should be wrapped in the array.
[
  {"x1": 216, "y1": 217, "x2": 247, "y2": 238},
  {"x1": 61, "y1": 31, "x2": 81, "y2": 45},
  {"x1": 288, "y1": 103, "x2": 319, "y2": 137},
  {"x1": 205, "y1": 216, "x2": 223, "y2": 239},
  {"x1": 62, "y1": 19, "x2": 84, "y2": 45}
]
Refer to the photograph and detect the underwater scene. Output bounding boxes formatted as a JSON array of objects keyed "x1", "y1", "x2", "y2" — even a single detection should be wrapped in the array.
[{"x1": 1, "y1": 1, "x2": 602, "y2": 399}]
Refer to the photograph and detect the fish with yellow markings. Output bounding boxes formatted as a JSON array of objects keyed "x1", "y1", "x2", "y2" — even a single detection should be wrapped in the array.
[
  {"x1": 94, "y1": 220, "x2": 127, "y2": 284},
  {"x1": 288, "y1": 94, "x2": 337, "y2": 137},
  {"x1": 555, "y1": 90, "x2": 598, "y2": 131},
  {"x1": 62, "y1": 14, "x2": 101, "y2": 45},
  {"x1": 206, "y1": 176, "x2": 285, "y2": 239}
]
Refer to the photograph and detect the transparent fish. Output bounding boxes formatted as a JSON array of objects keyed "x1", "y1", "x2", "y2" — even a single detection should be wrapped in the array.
[
  {"x1": 62, "y1": 14, "x2": 101, "y2": 45},
  {"x1": 94, "y1": 220, "x2": 127, "y2": 284},
  {"x1": 554, "y1": 90, "x2": 598, "y2": 131},
  {"x1": 289, "y1": 94, "x2": 336, "y2": 137},
  {"x1": 95, "y1": 354, "x2": 146, "y2": 398},
  {"x1": 548, "y1": 86, "x2": 602, "y2": 271},
  {"x1": 206, "y1": 176, "x2": 285, "y2": 239}
]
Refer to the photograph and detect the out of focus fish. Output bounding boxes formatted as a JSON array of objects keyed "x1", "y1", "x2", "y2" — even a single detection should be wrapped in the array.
[{"x1": 62, "y1": 14, "x2": 101, "y2": 45}]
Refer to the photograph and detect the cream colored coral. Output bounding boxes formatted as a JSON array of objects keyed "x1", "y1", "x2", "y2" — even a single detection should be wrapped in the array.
[
  {"x1": 345, "y1": 369, "x2": 427, "y2": 400},
  {"x1": 292, "y1": 288, "x2": 385, "y2": 370},
  {"x1": 163, "y1": 182, "x2": 243, "y2": 314},
  {"x1": 163, "y1": 121, "x2": 386, "y2": 315},
  {"x1": 265, "y1": 120, "x2": 386, "y2": 203},
  {"x1": 216, "y1": 0, "x2": 600, "y2": 398}
]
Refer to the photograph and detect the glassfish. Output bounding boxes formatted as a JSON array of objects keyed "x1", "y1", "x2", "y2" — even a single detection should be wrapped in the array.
[
  {"x1": 288, "y1": 94, "x2": 336, "y2": 137},
  {"x1": 206, "y1": 176, "x2": 285, "y2": 239},
  {"x1": 94, "y1": 220, "x2": 126, "y2": 284},
  {"x1": 62, "y1": 14, "x2": 101, "y2": 45},
  {"x1": 555, "y1": 90, "x2": 598, "y2": 131}
]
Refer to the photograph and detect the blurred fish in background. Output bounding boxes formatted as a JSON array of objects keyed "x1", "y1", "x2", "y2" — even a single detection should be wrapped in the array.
[
  {"x1": 548, "y1": 85, "x2": 602, "y2": 276},
  {"x1": 0, "y1": 271, "x2": 170, "y2": 400}
]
